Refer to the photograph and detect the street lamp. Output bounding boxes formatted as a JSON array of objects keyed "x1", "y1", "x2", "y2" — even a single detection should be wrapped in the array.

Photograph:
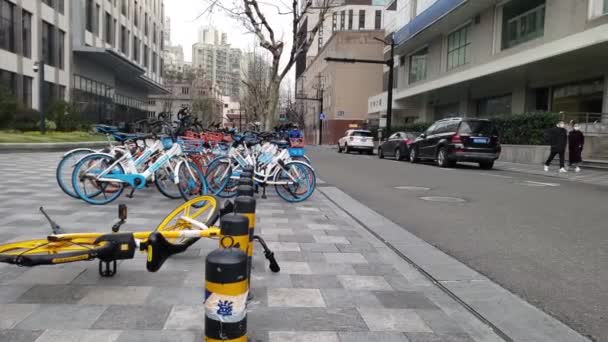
[
  {"x1": 325, "y1": 34, "x2": 395, "y2": 140},
  {"x1": 34, "y1": 61, "x2": 46, "y2": 134}
]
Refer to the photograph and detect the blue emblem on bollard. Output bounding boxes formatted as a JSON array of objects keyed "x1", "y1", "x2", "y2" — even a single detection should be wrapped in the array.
[{"x1": 217, "y1": 299, "x2": 234, "y2": 317}]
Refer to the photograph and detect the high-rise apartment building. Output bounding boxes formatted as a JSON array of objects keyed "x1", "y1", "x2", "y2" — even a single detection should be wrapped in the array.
[
  {"x1": 0, "y1": 0, "x2": 168, "y2": 125},
  {"x1": 192, "y1": 26, "x2": 242, "y2": 100}
]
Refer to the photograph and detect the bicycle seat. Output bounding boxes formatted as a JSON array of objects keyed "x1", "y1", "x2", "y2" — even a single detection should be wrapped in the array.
[
  {"x1": 271, "y1": 140, "x2": 289, "y2": 148},
  {"x1": 145, "y1": 232, "x2": 189, "y2": 272}
]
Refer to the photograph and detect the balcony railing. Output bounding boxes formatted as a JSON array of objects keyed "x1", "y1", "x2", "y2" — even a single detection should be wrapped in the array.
[{"x1": 503, "y1": 4, "x2": 545, "y2": 49}]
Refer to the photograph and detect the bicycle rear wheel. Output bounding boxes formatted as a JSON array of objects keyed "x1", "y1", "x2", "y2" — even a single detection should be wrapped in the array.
[
  {"x1": 72, "y1": 154, "x2": 125, "y2": 205},
  {"x1": 274, "y1": 161, "x2": 316, "y2": 203},
  {"x1": 155, "y1": 157, "x2": 182, "y2": 199},
  {"x1": 177, "y1": 160, "x2": 208, "y2": 205},
  {"x1": 205, "y1": 157, "x2": 234, "y2": 197},
  {"x1": 155, "y1": 196, "x2": 219, "y2": 246},
  {"x1": 0, "y1": 237, "x2": 110, "y2": 267},
  {"x1": 56, "y1": 149, "x2": 96, "y2": 198}
]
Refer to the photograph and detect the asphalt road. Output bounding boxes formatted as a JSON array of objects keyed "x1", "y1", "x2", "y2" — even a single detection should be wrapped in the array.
[{"x1": 307, "y1": 146, "x2": 608, "y2": 342}]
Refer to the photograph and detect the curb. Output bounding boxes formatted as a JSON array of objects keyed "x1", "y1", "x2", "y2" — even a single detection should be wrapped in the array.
[
  {"x1": 0, "y1": 141, "x2": 107, "y2": 153},
  {"x1": 319, "y1": 186, "x2": 590, "y2": 342}
]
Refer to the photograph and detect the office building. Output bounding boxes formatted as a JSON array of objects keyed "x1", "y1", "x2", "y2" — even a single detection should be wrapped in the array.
[{"x1": 192, "y1": 26, "x2": 242, "y2": 99}]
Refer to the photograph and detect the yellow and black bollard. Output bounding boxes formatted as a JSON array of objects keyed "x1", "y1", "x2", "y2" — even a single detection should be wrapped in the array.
[
  {"x1": 235, "y1": 196, "x2": 256, "y2": 296},
  {"x1": 237, "y1": 185, "x2": 254, "y2": 197},
  {"x1": 219, "y1": 214, "x2": 250, "y2": 257},
  {"x1": 205, "y1": 245, "x2": 248, "y2": 342}
]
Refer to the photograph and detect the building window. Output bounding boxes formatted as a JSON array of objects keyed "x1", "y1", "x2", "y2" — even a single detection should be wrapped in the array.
[
  {"x1": 42, "y1": 0, "x2": 64, "y2": 14},
  {"x1": 0, "y1": 69, "x2": 16, "y2": 96},
  {"x1": 375, "y1": 10, "x2": 382, "y2": 30},
  {"x1": 121, "y1": 25, "x2": 128, "y2": 55},
  {"x1": 502, "y1": 0, "x2": 545, "y2": 49},
  {"x1": 86, "y1": 0, "x2": 93, "y2": 32},
  {"x1": 58, "y1": 30, "x2": 65, "y2": 70},
  {"x1": 132, "y1": 36, "x2": 139, "y2": 62},
  {"x1": 42, "y1": 22, "x2": 55, "y2": 67},
  {"x1": 348, "y1": 10, "x2": 353, "y2": 30},
  {"x1": 121, "y1": 0, "x2": 127, "y2": 16},
  {"x1": 605, "y1": 0, "x2": 608, "y2": 13},
  {"x1": 105, "y1": 13, "x2": 113, "y2": 45},
  {"x1": 477, "y1": 94, "x2": 512, "y2": 117},
  {"x1": 144, "y1": 13, "x2": 148, "y2": 35},
  {"x1": 143, "y1": 45, "x2": 149, "y2": 67},
  {"x1": 182, "y1": 87, "x2": 189, "y2": 95},
  {"x1": 340, "y1": 11, "x2": 345, "y2": 30},
  {"x1": 22, "y1": 10, "x2": 32, "y2": 58},
  {"x1": 318, "y1": 12, "x2": 324, "y2": 47},
  {"x1": 0, "y1": 0, "x2": 16, "y2": 53},
  {"x1": 133, "y1": 1, "x2": 138, "y2": 27},
  {"x1": 153, "y1": 23, "x2": 157, "y2": 44},
  {"x1": 447, "y1": 24, "x2": 471, "y2": 70},
  {"x1": 409, "y1": 47, "x2": 428, "y2": 84},
  {"x1": 152, "y1": 52, "x2": 157, "y2": 73},
  {"x1": 23, "y1": 76, "x2": 32, "y2": 108},
  {"x1": 96, "y1": 4, "x2": 101, "y2": 36},
  {"x1": 359, "y1": 10, "x2": 365, "y2": 29},
  {"x1": 332, "y1": 13, "x2": 337, "y2": 32}
]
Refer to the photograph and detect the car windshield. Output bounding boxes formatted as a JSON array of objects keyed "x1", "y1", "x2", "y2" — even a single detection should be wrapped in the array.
[
  {"x1": 352, "y1": 131, "x2": 372, "y2": 137},
  {"x1": 458, "y1": 121, "x2": 497, "y2": 136},
  {"x1": 405, "y1": 133, "x2": 419, "y2": 140}
]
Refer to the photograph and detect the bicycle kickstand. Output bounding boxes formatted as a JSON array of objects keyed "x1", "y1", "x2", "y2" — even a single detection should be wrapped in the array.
[
  {"x1": 253, "y1": 235, "x2": 280, "y2": 273},
  {"x1": 99, "y1": 260, "x2": 118, "y2": 277}
]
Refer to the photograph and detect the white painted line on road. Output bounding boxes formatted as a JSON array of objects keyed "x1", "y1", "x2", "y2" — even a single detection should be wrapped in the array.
[
  {"x1": 394, "y1": 186, "x2": 431, "y2": 191},
  {"x1": 477, "y1": 173, "x2": 513, "y2": 179},
  {"x1": 523, "y1": 181, "x2": 561, "y2": 187}
]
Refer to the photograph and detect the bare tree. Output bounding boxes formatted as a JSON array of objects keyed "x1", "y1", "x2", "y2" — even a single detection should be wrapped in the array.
[
  {"x1": 241, "y1": 45, "x2": 272, "y2": 126},
  {"x1": 204, "y1": 0, "x2": 338, "y2": 129}
]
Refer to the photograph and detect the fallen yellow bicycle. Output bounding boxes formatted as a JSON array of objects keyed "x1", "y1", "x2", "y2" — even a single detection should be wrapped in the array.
[{"x1": 0, "y1": 196, "x2": 228, "y2": 275}]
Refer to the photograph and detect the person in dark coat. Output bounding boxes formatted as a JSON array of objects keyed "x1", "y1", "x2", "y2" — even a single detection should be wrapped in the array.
[
  {"x1": 544, "y1": 120, "x2": 568, "y2": 173},
  {"x1": 568, "y1": 122, "x2": 584, "y2": 172}
]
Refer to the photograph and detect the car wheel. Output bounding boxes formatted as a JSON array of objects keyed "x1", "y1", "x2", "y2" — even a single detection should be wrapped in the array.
[
  {"x1": 358, "y1": 150, "x2": 363, "y2": 154},
  {"x1": 437, "y1": 147, "x2": 450, "y2": 168},
  {"x1": 395, "y1": 149, "x2": 402, "y2": 161},
  {"x1": 378, "y1": 148, "x2": 384, "y2": 159},
  {"x1": 338, "y1": 144, "x2": 342, "y2": 153},
  {"x1": 410, "y1": 148, "x2": 419, "y2": 163},
  {"x1": 345, "y1": 144, "x2": 350, "y2": 153},
  {"x1": 479, "y1": 161, "x2": 494, "y2": 170}
]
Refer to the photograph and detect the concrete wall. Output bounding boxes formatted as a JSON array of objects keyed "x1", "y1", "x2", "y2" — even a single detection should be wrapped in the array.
[{"x1": 499, "y1": 145, "x2": 550, "y2": 164}]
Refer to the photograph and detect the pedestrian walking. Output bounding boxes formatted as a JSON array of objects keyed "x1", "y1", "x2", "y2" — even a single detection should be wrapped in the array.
[
  {"x1": 568, "y1": 122, "x2": 585, "y2": 172},
  {"x1": 544, "y1": 120, "x2": 568, "y2": 173}
]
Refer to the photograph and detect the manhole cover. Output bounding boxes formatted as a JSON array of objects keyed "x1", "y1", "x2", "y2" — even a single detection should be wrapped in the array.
[
  {"x1": 420, "y1": 196, "x2": 466, "y2": 203},
  {"x1": 394, "y1": 186, "x2": 431, "y2": 191}
]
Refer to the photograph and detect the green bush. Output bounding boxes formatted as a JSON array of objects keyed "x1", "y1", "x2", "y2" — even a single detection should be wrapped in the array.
[
  {"x1": 0, "y1": 88, "x2": 18, "y2": 128},
  {"x1": 12, "y1": 108, "x2": 42, "y2": 131},
  {"x1": 36, "y1": 119, "x2": 57, "y2": 131},
  {"x1": 47, "y1": 100, "x2": 87, "y2": 131}
]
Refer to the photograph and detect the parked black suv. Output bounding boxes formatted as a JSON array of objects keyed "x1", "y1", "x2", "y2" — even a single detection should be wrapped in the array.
[{"x1": 409, "y1": 118, "x2": 501, "y2": 169}]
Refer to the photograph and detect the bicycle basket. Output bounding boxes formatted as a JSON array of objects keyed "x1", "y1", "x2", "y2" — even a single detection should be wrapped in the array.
[
  {"x1": 204, "y1": 132, "x2": 223, "y2": 145},
  {"x1": 290, "y1": 138, "x2": 305, "y2": 148},
  {"x1": 288, "y1": 147, "x2": 305, "y2": 157},
  {"x1": 161, "y1": 137, "x2": 174, "y2": 150},
  {"x1": 177, "y1": 138, "x2": 205, "y2": 154}
]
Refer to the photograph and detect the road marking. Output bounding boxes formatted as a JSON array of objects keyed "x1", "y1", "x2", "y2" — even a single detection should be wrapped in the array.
[
  {"x1": 523, "y1": 181, "x2": 560, "y2": 187},
  {"x1": 420, "y1": 196, "x2": 467, "y2": 203},
  {"x1": 394, "y1": 186, "x2": 431, "y2": 191},
  {"x1": 477, "y1": 173, "x2": 513, "y2": 179}
]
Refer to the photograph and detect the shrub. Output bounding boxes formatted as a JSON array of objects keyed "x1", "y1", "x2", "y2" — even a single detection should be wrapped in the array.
[
  {"x1": 0, "y1": 88, "x2": 18, "y2": 129},
  {"x1": 12, "y1": 108, "x2": 42, "y2": 131},
  {"x1": 47, "y1": 100, "x2": 87, "y2": 131}
]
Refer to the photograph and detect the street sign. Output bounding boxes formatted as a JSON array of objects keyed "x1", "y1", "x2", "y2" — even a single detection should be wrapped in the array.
[
  {"x1": 379, "y1": 118, "x2": 387, "y2": 128},
  {"x1": 320, "y1": 113, "x2": 326, "y2": 121}
]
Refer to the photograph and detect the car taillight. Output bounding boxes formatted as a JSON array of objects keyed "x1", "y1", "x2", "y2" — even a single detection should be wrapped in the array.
[
  {"x1": 452, "y1": 135, "x2": 462, "y2": 144},
  {"x1": 403, "y1": 139, "x2": 411, "y2": 145}
]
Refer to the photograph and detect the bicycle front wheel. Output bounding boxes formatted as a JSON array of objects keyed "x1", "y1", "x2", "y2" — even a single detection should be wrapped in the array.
[
  {"x1": 177, "y1": 160, "x2": 208, "y2": 205},
  {"x1": 205, "y1": 157, "x2": 234, "y2": 197},
  {"x1": 72, "y1": 154, "x2": 125, "y2": 205},
  {"x1": 0, "y1": 237, "x2": 110, "y2": 267},
  {"x1": 155, "y1": 157, "x2": 182, "y2": 199},
  {"x1": 274, "y1": 161, "x2": 316, "y2": 203},
  {"x1": 155, "y1": 196, "x2": 219, "y2": 246},
  {"x1": 56, "y1": 149, "x2": 96, "y2": 198}
]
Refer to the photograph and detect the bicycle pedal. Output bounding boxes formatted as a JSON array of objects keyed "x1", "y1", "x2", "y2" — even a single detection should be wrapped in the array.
[
  {"x1": 126, "y1": 188, "x2": 136, "y2": 199},
  {"x1": 98, "y1": 260, "x2": 117, "y2": 277}
]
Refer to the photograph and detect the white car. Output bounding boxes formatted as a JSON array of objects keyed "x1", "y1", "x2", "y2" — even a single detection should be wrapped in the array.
[{"x1": 338, "y1": 130, "x2": 374, "y2": 154}]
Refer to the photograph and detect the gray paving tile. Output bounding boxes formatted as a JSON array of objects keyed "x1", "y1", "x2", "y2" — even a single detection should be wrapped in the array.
[
  {"x1": 405, "y1": 332, "x2": 475, "y2": 342},
  {"x1": 0, "y1": 285, "x2": 32, "y2": 304},
  {"x1": 306, "y1": 262, "x2": 357, "y2": 275},
  {"x1": 278, "y1": 234, "x2": 315, "y2": 243},
  {"x1": 247, "y1": 307, "x2": 369, "y2": 332},
  {"x1": 358, "y1": 308, "x2": 433, "y2": 332},
  {"x1": 374, "y1": 291, "x2": 440, "y2": 310},
  {"x1": 320, "y1": 289, "x2": 383, "y2": 309},
  {"x1": 115, "y1": 330, "x2": 199, "y2": 342},
  {"x1": 353, "y1": 264, "x2": 399, "y2": 276},
  {"x1": 72, "y1": 270, "x2": 188, "y2": 287},
  {"x1": 34, "y1": 329, "x2": 122, "y2": 342},
  {"x1": 299, "y1": 243, "x2": 339, "y2": 252},
  {"x1": 0, "y1": 329, "x2": 44, "y2": 342},
  {"x1": 268, "y1": 288, "x2": 326, "y2": 307},
  {"x1": 16, "y1": 285, "x2": 92, "y2": 304},
  {"x1": 338, "y1": 275, "x2": 393, "y2": 291},
  {"x1": 163, "y1": 305, "x2": 205, "y2": 331},
  {"x1": 291, "y1": 274, "x2": 343, "y2": 289},
  {"x1": 338, "y1": 332, "x2": 410, "y2": 342},
  {"x1": 0, "y1": 304, "x2": 38, "y2": 329},
  {"x1": 269, "y1": 331, "x2": 340, "y2": 342},
  {"x1": 4, "y1": 266, "x2": 86, "y2": 285},
  {"x1": 92, "y1": 305, "x2": 172, "y2": 330},
  {"x1": 78, "y1": 286, "x2": 154, "y2": 305},
  {"x1": 250, "y1": 273, "x2": 293, "y2": 288},
  {"x1": 15, "y1": 304, "x2": 107, "y2": 330},
  {"x1": 145, "y1": 287, "x2": 203, "y2": 306},
  {"x1": 417, "y1": 310, "x2": 468, "y2": 334},
  {"x1": 265, "y1": 261, "x2": 312, "y2": 275}
]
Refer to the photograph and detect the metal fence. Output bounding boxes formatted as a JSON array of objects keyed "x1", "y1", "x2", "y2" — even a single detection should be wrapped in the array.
[{"x1": 559, "y1": 112, "x2": 608, "y2": 136}]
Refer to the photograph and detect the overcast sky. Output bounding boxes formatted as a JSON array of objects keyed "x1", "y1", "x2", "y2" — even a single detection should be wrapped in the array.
[{"x1": 165, "y1": 0, "x2": 294, "y2": 63}]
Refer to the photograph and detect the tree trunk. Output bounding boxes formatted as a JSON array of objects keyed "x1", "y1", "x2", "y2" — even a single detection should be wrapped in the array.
[{"x1": 264, "y1": 79, "x2": 281, "y2": 130}]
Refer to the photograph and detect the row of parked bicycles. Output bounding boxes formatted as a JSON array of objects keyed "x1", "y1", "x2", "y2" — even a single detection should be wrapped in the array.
[{"x1": 55, "y1": 124, "x2": 317, "y2": 205}]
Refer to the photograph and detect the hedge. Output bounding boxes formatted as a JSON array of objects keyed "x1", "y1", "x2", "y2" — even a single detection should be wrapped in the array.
[{"x1": 386, "y1": 112, "x2": 561, "y2": 145}]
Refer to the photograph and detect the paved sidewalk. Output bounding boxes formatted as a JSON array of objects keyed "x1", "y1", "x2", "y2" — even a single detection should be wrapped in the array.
[{"x1": 0, "y1": 152, "x2": 504, "y2": 342}]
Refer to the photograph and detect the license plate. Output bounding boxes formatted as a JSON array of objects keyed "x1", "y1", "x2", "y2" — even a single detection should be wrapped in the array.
[{"x1": 473, "y1": 138, "x2": 489, "y2": 144}]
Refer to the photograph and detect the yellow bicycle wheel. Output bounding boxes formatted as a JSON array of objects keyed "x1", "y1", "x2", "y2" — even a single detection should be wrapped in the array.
[
  {"x1": 0, "y1": 236, "x2": 109, "y2": 266},
  {"x1": 155, "y1": 195, "x2": 219, "y2": 246}
]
